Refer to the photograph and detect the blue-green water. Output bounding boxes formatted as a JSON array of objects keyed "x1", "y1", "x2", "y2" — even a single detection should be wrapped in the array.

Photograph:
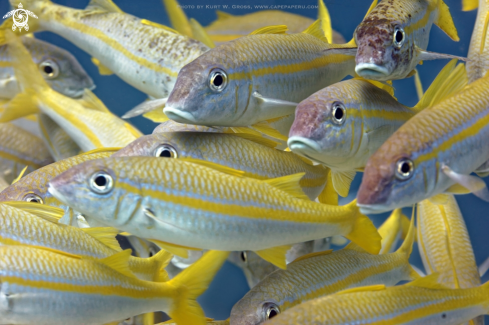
[{"x1": 0, "y1": 0, "x2": 487, "y2": 322}]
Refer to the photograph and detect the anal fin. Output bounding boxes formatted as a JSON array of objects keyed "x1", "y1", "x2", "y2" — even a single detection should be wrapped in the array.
[
  {"x1": 254, "y1": 245, "x2": 292, "y2": 269},
  {"x1": 331, "y1": 170, "x2": 356, "y2": 197}
]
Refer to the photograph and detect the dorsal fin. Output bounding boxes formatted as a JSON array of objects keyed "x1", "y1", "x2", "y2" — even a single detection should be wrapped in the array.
[
  {"x1": 435, "y1": 0, "x2": 459, "y2": 41},
  {"x1": 354, "y1": 77, "x2": 396, "y2": 98},
  {"x1": 148, "y1": 238, "x2": 201, "y2": 258},
  {"x1": 264, "y1": 173, "x2": 309, "y2": 200},
  {"x1": 232, "y1": 133, "x2": 279, "y2": 148},
  {"x1": 179, "y1": 158, "x2": 245, "y2": 178},
  {"x1": 141, "y1": 19, "x2": 180, "y2": 34},
  {"x1": 11, "y1": 166, "x2": 28, "y2": 184},
  {"x1": 292, "y1": 249, "x2": 333, "y2": 263},
  {"x1": 318, "y1": 0, "x2": 333, "y2": 43},
  {"x1": 189, "y1": 18, "x2": 215, "y2": 48},
  {"x1": 216, "y1": 10, "x2": 234, "y2": 20},
  {"x1": 2, "y1": 201, "x2": 63, "y2": 224},
  {"x1": 249, "y1": 25, "x2": 288, "y2": 35},
  {"x1": 302, "y1": 20, "x2": 328, "y2": 42},
  {"x1": 80, "y1": 227, "x2": 122, "y2": 252},
  {"x1": 81, "y1": 147, "x2": 120, "y2": 155},
  {"x1": 336, "y1": 284, "x2": 386, "y2": 295},
  {"x1": 406, "y1": 273, "x2": 448, "y2": 289},
  {"x1": 86, "y1": 0, "x2": 123, "y2": 13},
  {"x1": 98, "y1": 249, "x2": 137, "y2": 279}
]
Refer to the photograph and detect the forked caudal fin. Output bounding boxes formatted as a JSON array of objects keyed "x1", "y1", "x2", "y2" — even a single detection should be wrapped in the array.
[
  {"x1": 344, "y1": 199, "x2": 382, "y2": 255},
  {"x1": 167, "y1": 251, "x2": 229, "y2": 325}
]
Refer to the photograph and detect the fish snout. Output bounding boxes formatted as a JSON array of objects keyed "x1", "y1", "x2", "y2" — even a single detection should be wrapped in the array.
[
  {"x1": 163, "y1": 107, "x2": 197, "y2": 124},
  {"x1": 357, "y1": 163, "x2": 393, "y2": 214},
  {"x1": 288, "y1": 136, "x2": 322, "y2": 159},
  {"x1": 289, "y1": 101, "x2": 328, "y2": 139},
  {"x1": 355, "y1": 63, "x2": 390, "y2": 79}
]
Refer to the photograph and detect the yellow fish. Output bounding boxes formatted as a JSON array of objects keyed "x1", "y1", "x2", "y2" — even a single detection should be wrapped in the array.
[
  {"x1": 0, "y1": 246, "x2": 228, "y2": 325},
  {"x1": 466, "y1": 0, "x2": 489, "y2": 82},
  {"x1": 48, "y1": 156, "x2": 381, "y2": 269},
  {"x1": 38, "y1": 113, "x2": 81, "y2": 161}
]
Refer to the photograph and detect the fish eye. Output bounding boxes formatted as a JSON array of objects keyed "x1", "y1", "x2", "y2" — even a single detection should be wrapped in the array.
[
  {"x1": 393, "y1": 26, "x2": 405, "y2": 48},
  {"x1": 39, "y1": 60, "x2": 59, "y2": 79},
  {"x1": 240, "y1": 251, "x2": 248, "y2": 263},
  {"x1": 331, "y1": 102, "x2": 346, "y2": 125},
  {"x1": 395, "y1": 158, "x2": 414, "y2": 180},
  {"x1": 89, "y1": 171, "x2": 114, "y2": 194},
  {"x1": 149, "y1": 247, "x2": 159, "y2": 258},
  {"x1": 154, "y1": 145, "x2": 178, "y2": 158},
  {"x1": 23, "y1": 193, "x2": 44, "y2": 204},
  {"x1": 208, "y1": 68, "x2": 228, "y2": 92},
  {"x1": 263, "y1": 303, "x2": 280, "y2": 320}
]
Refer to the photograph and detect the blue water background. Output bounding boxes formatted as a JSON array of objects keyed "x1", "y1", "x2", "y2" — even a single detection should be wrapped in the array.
[{"x1": 1, "y1": 0, "x2": 487, "y2": 321}]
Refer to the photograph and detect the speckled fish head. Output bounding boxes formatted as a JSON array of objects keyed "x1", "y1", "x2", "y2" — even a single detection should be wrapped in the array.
[
  {"x1": 114, "y1": 132, "x2": 203, "y2": 160},
  {"x1": 230, "y1": 286, "x2": 282, "y2": 325},
  {"x1": 288, "y1": 80, "x2": 366, "y2": 165},
  {"x1": 23, "y1": 37, "x2": 95, "y2": 98},
  {"x1": 357, "y1": 129, "x2": 434, "y2": 214},
  {"x1": 48, "y1": 158, "x2": 121, "y2": 225},
  {"x1": 354, "y1": 11, "x2": 415, "y2": 81},
  {"x1": 165, "y1": 43, "x2": 252, "y2": 126}
]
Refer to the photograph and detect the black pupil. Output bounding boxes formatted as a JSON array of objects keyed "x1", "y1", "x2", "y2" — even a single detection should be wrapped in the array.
[
  {"x1": 240, "y1": 252, "x2": 247, "y2": 262},
  {"x1": 159, "y1": 149, "x2": 172, "y2": 158},
  {"x1": 334, "y1": 107, "x2": 344, "y2": 120},
  {"x1": 441, "y1": 314, "x2": 446, "y2": 319},
  {"x1": 149, "y1": 251, "x2": 154, "y2": 257},
  {"x1": 401, "y1": 162, "x2": 411, "y2": 174},
  {"x1": 213, "y1": 74, "x2": 223, "y2": 87},
  {"x1": 30, "y1": 198, "x2": 40, "y2": 203},
  {"x1": 95, "y1": 175, "x2": 107, "y2": 187},
  {"x1": 44, "y1": 65, "x2": 54, "y2": 74},
  {"x1": 269, "y1": 309, "x2": 278, "y2": 318},
  {"x1": 395, "y1": 30, "x2": 403, "y2": 43}
]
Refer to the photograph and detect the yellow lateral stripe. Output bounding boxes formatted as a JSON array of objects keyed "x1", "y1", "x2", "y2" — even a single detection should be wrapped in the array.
[
  {"x1": 0, "y1": 61, "x2": 12, "y2": 67},
  {"x1": 58, "y1": 19, "x2": 178, "y2": 77},
  {"x1": 439, "y1": 204, "x2": 461, "y2": 289},
  {"x1": 348, "y1": 107, "x2": 414, "y2": 121},
  {"x1": 229, "y1": 54, "x2": 353, "y2": 80},
  {"x1": 3, "y1": 276, "x2": 166, "y2": 299},
  {"x1": 117, "y1": 182, "x2": 345, "y2": 223},
  {"x1": 0, "y1": 150, "x2": 43, "y2": 169},
  {"x1": 404, "y1": 2, "x2": 437, "y2": 35}
]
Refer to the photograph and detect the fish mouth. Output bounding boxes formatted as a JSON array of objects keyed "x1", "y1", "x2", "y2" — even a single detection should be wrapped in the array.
[
  {"x1": 288, "y1": 137, "x2": 322, "y2": 159},
  {"x1": 355, "y1": 63, "x2": 389, "y2": 79},
  {"x1": 357, "y1": 203, "x2": 391, "y2": 215},
  {"x1": 164, "y1": 107, "x2": 197, "y2": 124}
]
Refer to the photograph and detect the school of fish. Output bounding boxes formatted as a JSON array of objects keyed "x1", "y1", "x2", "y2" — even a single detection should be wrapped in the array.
[{"x1": 0, "y1": 0, "x2": 487, "y2": 323}]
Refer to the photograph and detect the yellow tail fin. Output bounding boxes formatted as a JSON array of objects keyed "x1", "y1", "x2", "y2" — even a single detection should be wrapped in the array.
[
  {"x1": 435, "y1": 0, "x2": 459, "y2": 41},
  {"x1": 318, "y1": 0, "x2": 333, "y2": 43},
  {"x1": 162, "y1": 0, "x2": 193, "y2": 37},
  {"x1": 147, "y1": 248, "x2": 173, "y2": 282},
  {"x1": 168, "y1": 251, "x2": 229, "y2": 325},
  {"x1": 343, "y1": 199, "x2": 382, "y2": 255}
]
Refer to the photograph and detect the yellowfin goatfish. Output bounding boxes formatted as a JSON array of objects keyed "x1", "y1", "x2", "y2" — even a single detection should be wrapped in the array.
[
  {"x1": 163, "y1": 21, "x2": 357, "y2": 132},
  {"x1": 354, "y1": 0, "x2": 463, "y2": 80},
  {"x1": 466, "y1": 0, "x2": 489, "y2": 82},
  {"x1": 9, "y1": 0, "x2": 209, "y2": 99},
  {"x1": 357, "y1": 65, "x2": 489, "y2": 213},
  {"x1": 0, "y1": 35, "x2": 94, "y2": 99},
  {"x1": 288, "y1": 59, "x2": 466, "y2": 197},
  {"x1": 0, "y1": 202, "x2": 172, "y2": 282},
  {"x1": 0, "y1": 122, "x2": 53, "y2": 183},
  {"x1": 0, "y1": 30, "x2": 142, "y2": 152},
  {"x1": 48, "y1": 156, "x2": 381, "y2": 269},
  {"x1": 231, "y1": 213, "x2": 417, "y2": 325},
  {"x1": 417, "y1": 194, "x2": 483, "y2": 325},
  {"x1": 0, "y1": 246, "x2": 228, "y2": 325},
  {"x1": 113, "y1": 132, "x2": 330, "y2": 201},
  {"x1": 265, "y1": 273, "x2": 489, "y2": 325}
]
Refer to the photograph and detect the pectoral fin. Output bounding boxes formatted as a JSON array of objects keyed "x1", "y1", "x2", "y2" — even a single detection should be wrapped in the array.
[
  {"x1": 254, "y1": 245, "x2": 292, "y2": 269},
  {"x1": 331, "y1": 170, "x2": 356, "y2": 197},
  {"x1": 252, "y1": 92, "x2": 298, "y2": 116},
  {"x1": 122, "y1": 98, "x2": 168, "y2": 119},
  {"x1": 251, "y1": 121, "x2": 289, "y2": 141},
  {"x1": 91, "y1": 57, "x2": 114, "y2": 75},
  {"x1": 416, "y1": 46, "x2": 466, "y2": 62},
  {"x1": 442, "y1": 165, "x2": 489, "y2": 201},
  {"x1": 317, "y1": 170, "x2": 338, "y2": 205}
]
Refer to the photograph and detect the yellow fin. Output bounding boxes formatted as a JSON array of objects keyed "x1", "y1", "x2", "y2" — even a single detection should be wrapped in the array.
[
  {"x1": 435, "y1": 0, "x2": 459, "y2": 41},
  {"x1": 78, "y1": 89, "x2": 111, "y2": 113},
  {"x1": 99, "y1": 249, "x2": 137, "y2": 279},
  {"x1": 331, "y1": 170, "x2": 356, "y2": 197},
  {"x1": 232, "y1": 133, "x2": 279, "y2": 148},
  {"x1": 91, "y1": 57, "x2": 113, "y2": 75},
  {"x1": 148, "y1": 238, "x2": 199, "y2": 258},
  {"x1": 0, "y1": 90, "x2": 39, "y2": 123},
  {"x1": 291, "y1": 249, "x2": 333, "y2": 264},
  {"x1": 406, "y1": 273, "x2": 448, "y2": 289},
  {"x1": 295, "y1": 154, "x2": 314, "y2": 166},
  {"x1": 11, "y1": 166, "x2": 28, "y2": 184},
  {"x1": 28, "y1": 245, "x2": 82, "y2": 259},
  {"x1": 162, "y1": 0, "x2": 192, "y2": 37},
  {"x1": 413, "y1": 60, "x2": 467, "y2": 112},
  {"x1": 396, "y1": 211, "x2": 415, "y2": 257},
  {"x1": 215, "y1": 10, "x2": 234, "y2": 20},
  {"x1": 149, "y1": 248, "x2": 173, "y2": 282},
  {"x1": 190, "y1": 18, "x2": 215, "y2": 48},
  {"x1": 358, "y1": 78, "x2": 396, "y2": 98},
  {"x1": 141, "y1": 19, "x2": 180, "y2": 34},
  {"x1": 249, "y1": 25, "x2": 288, "y2": 35},
  {"x1": 414, "y1": 69, "x2": 424, "y2": 101},
  {"x1": 80, "y1": 147, "x2": 120, "y2": 156},
  {"x1": 429, "y1": 193, "x2": 450, "y2": 204},
  {"x1": 264, "y1": 173, "x2": 309, "y2": 200},
  {"x1": 344, "y1": 200, "x2": 382, "y2": 255},
  {"x1": 463, "y1": 0, "x2": 478, "y2": 11},
  {"x1": 179, "y1": 158, "x2": 245, "y2": 177},
  {"x1": 80, "y1": 227, "x2": 122, "y2": 252},
  {"x1": 445, "y1": 183, "x2": 471, "y2": 194},
  {"x1": 251, "y1": 122, "x2": 288, "y2": 142},
  {"x1": 168, "y1": 251, "x2": 229, "y2": 325},
  {"x1": 229, "y1": 127, "x2": 262, "y2": 137},
  {"x1": 142, "y1": 313, "x2": 154, "y2": 325},
  {"x1": 254, "y1": 245, "x2": 292, "y2": 269},
  {"x1": 318, "y1": 0, "x2": 333, "y2": 43},
  {"x1": 143, "y1": 108, "x2": 170, "y2": 123},
  {"x1": 336, "y1": 284, "x2": 386, "y2": 295},
  {"x1": 317, "y1": 169, "x2": 339, "y2": 205},
  {"x1": 86, "y1": 0, "x2": 123, "y2": 13},
  {"x1": 302, "y1": 20, "x2": 328, "y2": 42},
  {"x1": 480, "y1": 12, "x2": 489, "y2": 54},
  {"x1": 1, "y1": 201, "x2": 63, "y2": 224}
]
